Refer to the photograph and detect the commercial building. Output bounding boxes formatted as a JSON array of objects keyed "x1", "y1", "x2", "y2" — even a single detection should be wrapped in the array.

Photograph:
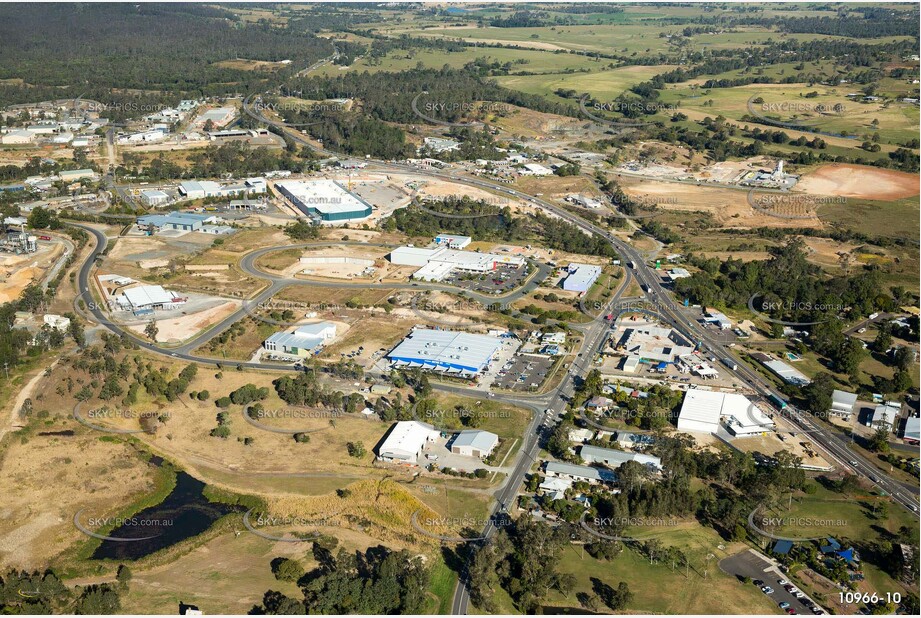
[
  {"x1": 116, "y1": 284, "x2": 186, "y2": 313},
  {"x1": 434, "y1": 234, "x2": 472, "y2": 249},
  {"x1": 1, "y1": 129, "x2": 35, "y2": 145},
  {"x1": 263, "y1": 322, "x2": 336, "y2": 358},
  {"x1": 196, "y1": 106, "x2": 235, "y2": 128},
  {"x1": 830, "y1": 390, "x2": 858, "y2": 419},
  {"x1": 140, "y1": 190, "x2": 170, "y2": 207},
  {"x1": 422, "y1": 137, "x2": 461, "y2": 153},
  {"x1": 666, "y1": 268, "x2": 691, "y2": 281},
  {"x1": 901, "y1": 416, "x2": 920, "y2": 444},
  {"x1": 179, "y1": 178, "x2": 265, "y2": 200},
  {"x1": 137, "y1": 212, "x2": 214, "y2": 232},
  {"x1": 118, "y1": 129, "x2": 167, "y2": 145},
  {"x1": 387, "y1": 328, "x2": 502, "y2": 377},
  {"x1": 562, "y1": 263, "x2": 602, "y2": 293},
  {"x1": 762, "y1": 358, "x2": 811, "y2": 386},
  {"x1": 389, "y1": 245, "x2": 525, "y2": 282},
  {"x1": 450, "y1": 430, "x2": 499, "y2": 458},
  {"x1": 544, "y1": 461, "x2": 616, "y2": 485},
  {"x1": 703, "y1": 308, "x2": 732, "y2": 330},
  {"x1": 677, "y1": 389, "x2": 774, "y2": 436},
  {"x1": 59, "y1": 169, "x2": 97, "y2": 182},
  {"x1": 521, "y1": 163, "x2": 552, "y2": 176},
  {"x1": 275, "y1": 179, "x2": 372, "y2": 222},
  {"x1": 867, "y1": 402, "x2": 900, "y2": 430},
  {"x1": 579, "y1": 445, "x2": 662, "y2": 471},
  {"x1": 615, "y1": 326, "x2": 695, "y2": 364},
  {"x1": 377, "y1": 420, "x2": 439, "y2": 465}
]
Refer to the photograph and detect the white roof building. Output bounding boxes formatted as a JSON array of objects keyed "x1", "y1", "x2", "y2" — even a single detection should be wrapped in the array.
[
  {"x1": 830, "y1": 389, "x2": 858, "y2": 418},
  {"x1": 667, "y1": 268, "x2": 691, "y2": 281},
  {"x1": 275, "y1": 179, "x2": 372, "y2": 222},
  {"x1": 868, "y1": 402, "x2": 900, "y2": 430},
  {"x1": 377, "y1": 421, "x2": 439, "y2": 464},
  {"x1": 387, "y1": 328, "x2": 502, "y2": 376},
  {"x1": 1, "y1": 129, "x2": 35, "y2": 144},
  {"x1": 389, "y1": 245, "x2": 525, "y2": 282},
  {"x1": 264, "y1": 322, "x2": 337, "y2": 358},
  {"x1": 118, "y1": 285, "x2": 185, "y2": 311},
  {"x1": 521, "y1": 163, "x2": 552, "y2": 176},
  {"x1": 43, "y1": 314, "x2": 71, "y2": 331},
  {"x1": 579, "y1": 445, "x2": 662, "y2": 471},
  {"x1": 450, "y1": 430, "x2": 499, "y2": 458},
  {"x1": 677, "y1": 390, "x2": 774, "y2": 436},
  {"x1": 563, "y1": 263, "x2": 602, "y2": 293},
  {"x1": 617, "y1": 326, "x2": 695, "y2": 364},
  {"x1": 763, "y1": 359, "x2": 811, "y2": 386}
]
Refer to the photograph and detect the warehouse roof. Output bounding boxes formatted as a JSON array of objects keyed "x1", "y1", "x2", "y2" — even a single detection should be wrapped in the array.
[
  {"x1": 579, "y1": 445, "x2": 662, "y2": 470},
  {"x1": 679, "y1": 390, "x2": 773, "y2": 434},
  {"x1": 451, "y1": 430, "x2": 498, "y2": 452},
  {"x1": 763, "y1": 359, "x2": 811, "y2": 385},
  {"x1": 122, "y1": 285, "x2": 179, "y2": 308},
  {"x1": 378, "y1": 421, "x2": 438, "y2": 460},
  {"x1": 545, "y1": 461, "x2": 616, "y2": 483},
  {"x1": 831, "y1": 389, "x2": 858, "y2": 409},
  {"x1": 387, "y1": 328, "x2": 502, "y2": 374},
  {"x1": 275, "y1": 179, "x2": 373, "y2": 216}
]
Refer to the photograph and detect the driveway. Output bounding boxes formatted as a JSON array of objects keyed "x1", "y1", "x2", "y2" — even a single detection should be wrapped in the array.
[{"x1": 720, "y1": 549, "x2": 823, "y2": 615}]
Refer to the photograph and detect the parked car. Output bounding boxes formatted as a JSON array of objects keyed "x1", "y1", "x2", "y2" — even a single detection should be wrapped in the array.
[
  {"x1": 762, "y1": 586, "x2": 774, "y2": 594},
  {"x1": 780, "y1": 602, "x2": 791, "y2": 609}
]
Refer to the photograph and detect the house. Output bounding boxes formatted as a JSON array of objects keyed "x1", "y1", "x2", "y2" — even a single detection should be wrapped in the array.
[
  {"x1": 585, "y1": 396, "x2": 614, "y2": 411},
  {"x1": 830, "y1": 389, "x2": 858, "y2": 419},
  {"x1": 544, "y1": 461, "x2": 616, "y2": 485},
  {"x1": 539, "y1": 476, "x2": 572, "y2": 501},
  {"x1": 568, "y1": 427, "x2": 595, "y2": 443},
  {"x1": 377, "y1": 421, "x2": 439, "y2": 465},
  {"x1": 450, "y1": 430, "x2": 499, "y2": 458},
  {"x1": 613, "y1": 431, "x2": 655, "y2": 449},
  {"x1": 578, "y1": 445, "x2": 663, "y2": 471},
  {"x1": 42, "y1": 314, "x2": 71, "y2": 331}
]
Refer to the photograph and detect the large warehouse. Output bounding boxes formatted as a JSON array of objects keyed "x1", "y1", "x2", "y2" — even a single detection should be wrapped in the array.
[
  {"x1": 275, "y1": 179, "x2": 373, "y2": 222},
  {"x1": 387, "y1": 328, "x2": 502, "y2": 376},
  {"x1": 562, "y1": 263, "x2": 602, "y2": 293},
  {"x1": 389, "y1": 245, "x2": 525, "y2": 282},
  {"x1": 677, "y1": 390, "x2": 774, "y2": 436},
  {"x1": 115, "y1": 284, "x2": 186, "y2": 314}
]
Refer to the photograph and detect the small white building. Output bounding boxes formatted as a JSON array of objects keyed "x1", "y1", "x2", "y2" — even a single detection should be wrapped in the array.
[
  {"x1": 434, "y1": 234, "x2": 472, "y2": 249},
  {"x1": 868, "y1": 402, "x2": 900, "y2": 430},
  {"x1": 43, "y1": 314, "x2": 71, "y2": 331},
  {"x1": 377, "y1": 421, "x2": 439, "y2": 465},
  {"x1": 450, "y1": 430, "x2": 499, "y2": 458},
  {"x1": 830, "y1": 390, "x2": 858, "y2": 419},
  {"x1": 140, "y1": 190, "x2": 170, "y2": 207}
]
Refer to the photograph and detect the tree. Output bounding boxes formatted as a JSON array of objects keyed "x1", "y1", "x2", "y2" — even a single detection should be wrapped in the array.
[
  {"x1": 144, "y1": 319, "x2": 158, "y2": 341},
  {"x1": 867, "y1": 426, "x2": 890, "y2": 453},
  {"x1": 271, "y1": 557, "x2": 303, "y2": 582},
  {"x1": 873, "y1": 325, "x2": 892, "y2": 354},
  {"x1": 346, "y1": 441, "x2": 366, "y2": 458},
  {"x1": 116, "y1": 564, "x2": 132, "y2": 584}
]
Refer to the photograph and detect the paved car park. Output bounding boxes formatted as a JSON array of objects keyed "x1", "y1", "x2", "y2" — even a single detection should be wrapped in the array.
[
  {"x1": 720, "y1": 549, "x2": 824, "y2": 615},
  {"x1": 493, "y1": 354, "x2": 554, "y2": 391},
  {"x1": 445, "y1": 264, "x2": 528, "y2": 295}
]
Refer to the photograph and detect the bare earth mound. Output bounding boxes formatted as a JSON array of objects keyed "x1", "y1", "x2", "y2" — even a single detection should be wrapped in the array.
[{"x1": 797, "y1": 163, "x2": 919, "y2": 200}]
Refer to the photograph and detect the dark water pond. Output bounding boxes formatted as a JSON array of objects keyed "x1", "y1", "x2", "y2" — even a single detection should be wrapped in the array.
[{"x1": 92, "y1": 471, "x2": 241, "y2": 561}]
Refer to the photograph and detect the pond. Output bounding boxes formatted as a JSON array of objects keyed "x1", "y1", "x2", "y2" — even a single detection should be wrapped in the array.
[{"x1": 91, "y1": 470, "x2": 241, "y2": 561}]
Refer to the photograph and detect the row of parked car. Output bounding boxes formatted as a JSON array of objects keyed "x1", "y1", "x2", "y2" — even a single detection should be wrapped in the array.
[{"x1": 753, "y1": 578, "x2": 824, "y2": 615}]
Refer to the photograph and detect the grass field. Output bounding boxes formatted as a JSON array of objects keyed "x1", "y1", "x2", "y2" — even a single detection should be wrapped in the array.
[{"x1": 496, "y1": 64, "x2": 673, "y2": 102}]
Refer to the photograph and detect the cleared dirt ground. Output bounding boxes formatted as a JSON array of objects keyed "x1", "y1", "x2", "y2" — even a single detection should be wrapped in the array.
[{"x1": 796, "y1": 163, "x2": 919, "y2": 200}]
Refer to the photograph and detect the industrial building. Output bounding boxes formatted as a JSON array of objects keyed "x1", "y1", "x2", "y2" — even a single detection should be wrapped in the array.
[
  {"x1": 389, "y1": 245, "x2": 525, "y2": 282},
  {"x1": 677, "y1": 389, "x2": 774, "y2": 436},
  {"x1": 901, "y1": 416, "x2": 920, "y2": 444},
  {"x1": 59, "y1": 169, "x2": 97, "y2": 182},
  {"x1": 544, "y1": 461, "x2": 616, "y2": 485},
  {"x1": 666, "y1": 268, "x2": 691, "y2": 281},
  {"x1": 703, "y1": 308, "x2": 732, "y2": 330},
  {"x1": 377, "y1": 420, "x2": 439, "y2": 465},
  {"x1": 579, "y1": 445, "x2": 662, "y2": 471},
  {"x1": 761, "y1": 357, "x2": 811, "y2": 386},
  {"x1": 422, "y1": 137, "x2": 461, "y2": 153},
  {"x1": 137, "y1": 212, "x2": 216, "y2": 233},
  {"x1": 521, "y1": 163, "x2": 552, "y2": 176},
  {"x1": 615, "y1": 326, "x2": 695, "y2": 364},
  {"x1": 1, "y1": 129, "x2": 35, "y2": 145},
  {"x1": 387, "y1": 328, "x2": 502, "y2": 377},
  {"x1": 867, "y1": 402, "x2": 900, "y2": 430},
  {"x1": 830, "y1": 389, "x2": 858, "y2": 419},
  {"x1": 116, "y1": 284, "x2": 186, "y2": 314},
  {"x1": 263, "y1": 322, "x2": 336, "y2": 358},
  {"x1": 433, "y1": 234, "x2": 472, "y2": 249},
  {"x1": 179, "y1": 177, "x2": 265, "y2": 200},
  {"x1": 275, "y1": 179, "x2": 373, "y2": 222},
  {"x1": 196, "y1": 106, "x2": 235, "y2": 128},
  {"x1": 449, "y1": 430, "x2": 499, "y2": 458},
  {"x1": 562, "y1": 263, "x2": 602, "y2": 293},
  {"x1": 140, "y1": 189, "x2": 170, "y2": 207}
]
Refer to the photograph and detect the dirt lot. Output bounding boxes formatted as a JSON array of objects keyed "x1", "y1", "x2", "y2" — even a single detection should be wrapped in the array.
[
  {"x1": 797, "y1": 163, "x2": 919, "y2": 200},
  {"x1": 0, "y1": 241, "x2": 66, "y2": 303},
  {"x1": 126, "y1": 300, "x2": 241, "y2": 343},
  {"x1": 0, "y1": 410, "x2": 156, "y2": 569},
  {"x1": 619, "y1": 178, "x2": 821, "y2": 228}
]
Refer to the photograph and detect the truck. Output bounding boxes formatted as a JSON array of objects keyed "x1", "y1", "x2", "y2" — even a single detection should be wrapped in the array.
[
  {"x1": 721, "y1": 357, "x2": 738, "y2": 371},
  {"x1": 767, "y1": 394, "x2": 787, "y2": 411}
]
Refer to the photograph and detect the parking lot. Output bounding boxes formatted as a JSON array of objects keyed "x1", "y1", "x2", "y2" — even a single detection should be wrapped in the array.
[
  {"x1": 445, "y1": 264, "x2": 528, "y2": 295},
  {"x1": 720, "y1": 549, "x2": 823, "y2": 615},
  {"x1": 493, "y1": 354, "x2": 554, "y2": 391}
]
